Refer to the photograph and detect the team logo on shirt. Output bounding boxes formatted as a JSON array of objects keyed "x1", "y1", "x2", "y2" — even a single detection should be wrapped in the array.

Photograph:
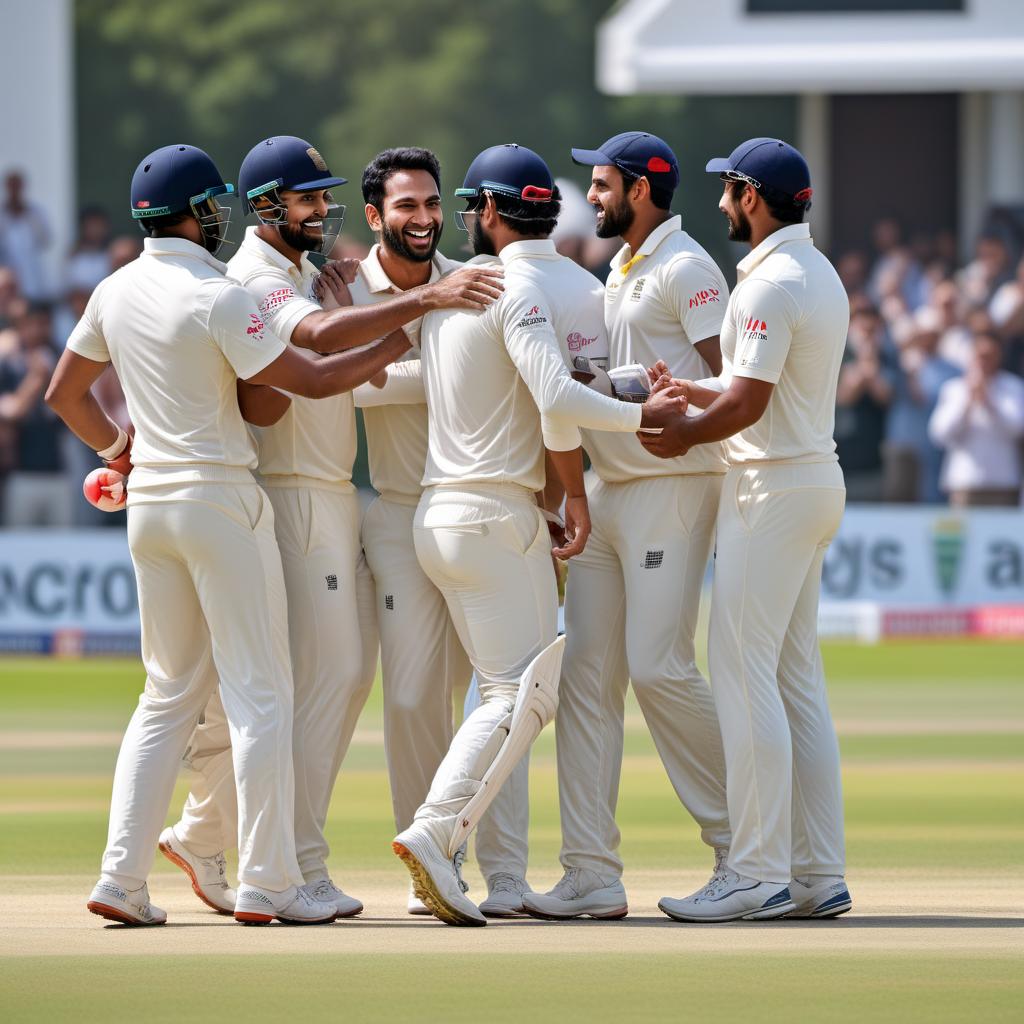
[
  {"x1": 259, "y1": 287, "x2": 297, "y2": 318},
  {"x1": 742, "y1": 315, "x2": 768, "y2": 342},
  {"x1": 629, "y1": 278, "x2": 647, "y2": 301},
  {"x1": 566, "y1": 331, "x2": 598, "y2": 352},
  {"x1": 518, "y1": 304, "x2": 548, "y2": 327},
  {"x1": 246, "y1": 314, "x2": 265, "y2": 338},
  {"x1": 688, "y1": 287, "x2": 721, "y2": 309}
]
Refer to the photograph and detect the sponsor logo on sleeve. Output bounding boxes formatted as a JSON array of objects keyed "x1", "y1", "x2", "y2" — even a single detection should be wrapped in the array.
[
  {"x1": 246, "y1": 314, "x2": 265, "y2": 338},
  {"x1": 517, "y1": 304, "x2": 548, "y2": 328},
  {"x1": 688, "y1": 286, "x2": 721, "y2": 309},
  {"x1": 258, "y1": 287, "x2": 298, "y2": 319},
  {"x1": 566, "y1": 331, "x2": 597, "y2": 352},
  {"x1": 742, "y1": 315, "x2": 768, "y2": 341}
]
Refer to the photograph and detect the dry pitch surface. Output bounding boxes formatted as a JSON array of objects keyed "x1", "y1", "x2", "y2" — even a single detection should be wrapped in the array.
[{"x1": 1, "y1": 642, "x2": 1021, "y2": 1022}]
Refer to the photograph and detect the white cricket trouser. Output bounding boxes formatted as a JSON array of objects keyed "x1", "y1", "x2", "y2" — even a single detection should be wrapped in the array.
[
  {"x1": 174, "y1": 483, "x2": 379, "y2": 883},
  {"x1": 104, "y1": 480, "x2": 301, "y2": 891},
  {"x1": 556, "y1": 473, "x2": 730, "y2": 879},
  {"x1": 363, "y1": 493, "x2": 527, "y2": 880},
  {"x1": 711, "y1": 461, "x2": 846, "y2": 884},
  {"x1": 411, "y1": 484, "x2": 556, "y2": 864}
]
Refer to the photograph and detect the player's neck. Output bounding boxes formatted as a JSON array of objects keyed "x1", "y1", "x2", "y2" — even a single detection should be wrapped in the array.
[
  {"x1": 622, "y1": 210, "x2": 674, "y2": 258},
  {"x1": 255, "y1": 225, "x2": 303, "y2": 268},
  {"x1": 378, "y1": 244, "x2": 432, "y2": 292},
  {"x1": 746, "y1": 216, "x2": 788, "y2": 251}
]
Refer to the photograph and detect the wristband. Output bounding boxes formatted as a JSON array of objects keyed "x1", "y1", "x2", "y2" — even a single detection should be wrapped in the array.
[
  {"x1": 96, "y1": 427, "x2": 128, "y2": 462},
  {"x1": 539, "y1": 507, "x2": 565, "y2": 530}
]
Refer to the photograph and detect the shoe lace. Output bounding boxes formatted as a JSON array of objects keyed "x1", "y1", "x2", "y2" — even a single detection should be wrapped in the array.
[
  {"x1": 489, "y1": 872, "x2": 527, "y2": 896},
  {"x1": 309, "y1": 879, "x2": 336, "y2": 900},
  {"x1": 452, "y1": 848, "x2": 469, "y2": 894}
]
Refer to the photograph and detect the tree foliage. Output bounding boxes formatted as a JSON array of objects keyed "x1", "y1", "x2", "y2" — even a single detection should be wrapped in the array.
[{"x1": 76, "y1": 0, "x2": 796, "y2": 270}]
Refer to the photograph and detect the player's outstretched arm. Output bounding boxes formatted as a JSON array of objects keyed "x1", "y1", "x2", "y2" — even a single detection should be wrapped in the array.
[
  {"x1": 245, "y1": 330, "x2": 412, "y2": 400},
  {"x1": 291, "y1": 264, "x2": 505, "y2": 354}
]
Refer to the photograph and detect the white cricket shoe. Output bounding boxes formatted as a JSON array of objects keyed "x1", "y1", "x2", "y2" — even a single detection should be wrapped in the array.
[
  {"x1": 478, "y1": 872, "x2": 530, "y2": 918},
  {"x1": 87, "y1": 878, "x2": 167, "y2": 926},
  {"x1": 787, "y1": 877, "x2": 852, "y2": 919},
  {"x1": 661, "y1": 846, "x2": 733, "y2": 906},
  {"x1": 392, "y1": 826, "x2": 486, "y2": 927},
  {"x1": 301, "y1": 877, "x2": 363, "y2": 918},
  {"x1": 658, "y1": 872, "x2": 795, "y2": 922},
  {"x1": 158, "y1": 826, "x2": 235, "y2": 915},
  {"x1": 521, "y1": 867, "x2": 628, "y2": 921},
  {"x1": 234, "y1": 884, "x2": 337, "y2": 925}
]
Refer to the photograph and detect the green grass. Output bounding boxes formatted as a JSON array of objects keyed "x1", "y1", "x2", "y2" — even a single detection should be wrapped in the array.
[
  {"x1": 1, "y1": 641, "x2": 1022, "y2": 1021},
  {"x1": 3, "y1": 954, "x2": 1022, "y2": 1024}
]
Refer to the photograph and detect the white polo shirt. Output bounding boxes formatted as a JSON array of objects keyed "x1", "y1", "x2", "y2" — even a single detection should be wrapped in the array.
[
  {"x1": 419, "y1": 239, "x2": 640, "y2": 493},
  {"x1": 582, "y1": 215, "x2": 729, "y2": 482},
  {"x1": 349, "y1": 244, "x2": 460, "y2": 504},
  {"x1": 721, "y1": 222, "x2": 848, "y2": 465},
  {"x1": 66, "y1": 236, "x2": 284, "y2": 488},
  {"x1": 226, "y1": 226, "x2": 356, "y2": 489}
]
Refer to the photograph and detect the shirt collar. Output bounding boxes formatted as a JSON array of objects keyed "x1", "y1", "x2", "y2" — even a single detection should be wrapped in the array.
[
  {"x1": 359, "y1": 243, "x2": 453, "y2": 294},
  {"x1": 241, "y1": 225, "x2": 314, "y2": 279},
  {"x1": 610, "y1": 215, "x2": 682, "y2": 272},
  {"x1": 499, "y1": 238, "x2": 558, "y2": 265},
  {"x1": 142, "y1": 235, "x2": 227, "y2": 274},
  {"x1": 736, "y1": 223, "x2": 812, "y2": 280}
]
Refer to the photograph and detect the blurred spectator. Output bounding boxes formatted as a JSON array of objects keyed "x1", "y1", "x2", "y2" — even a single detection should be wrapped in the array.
[
  {"x1": 929, "y1": 332, "x2": 1024, "y2": 507},
  {"x1": 0, "y1": 171, "x2": 51, "y2": 300},
  {"x1": 0, "y1": 266, "x2": 19, "y2": 330},
  {"x1": 958, "y1": 235, "x2": 1013, "y2": 310},
  {"x1": 882, "y1": 307, "x2": 960, "y2": 503},
  {"x1": 0, "y1": 301, "x2": 72, "y2": 525},
  {"x1": 989, "y1": 254, "x2": 1024, "y2": 376},
  {"x1": 835, "y1": 304, "x2": 894, "y2": 500},
  {"x1": 108, "y1": 234, "x2": 143, "y2": 273},
  {"x1": 66, "y1": 206, "x2": 112, "y2": 292},
  {"x1": 929, "y1": 279, "x2": 973, "y2": 369},
  {"x1": 867, "y1": 218, "x2": 926, "y2": 310},
  {"x1": 836, "y1": 250, "x2": 868, "y2": 298}
]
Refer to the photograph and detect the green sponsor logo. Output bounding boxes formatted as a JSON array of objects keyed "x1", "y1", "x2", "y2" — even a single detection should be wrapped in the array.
[{"x1": 931, "y1": 517, "x2": 965, "y2": 595}]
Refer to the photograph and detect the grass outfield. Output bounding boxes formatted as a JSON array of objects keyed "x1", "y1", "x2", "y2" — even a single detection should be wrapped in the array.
[{"x1": 1, "y1": 641, "x2": 1022, "y2": 1022}]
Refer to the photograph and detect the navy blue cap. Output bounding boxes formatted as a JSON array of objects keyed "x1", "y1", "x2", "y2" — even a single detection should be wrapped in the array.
[
  {"x1": 706, "y1": 138, "x2": 813, "y2": 204},
  {"x1": 455, "y1": 144, "x2": 555, "y2": 203},
  {"x1": 239, "y1": 136, "x2": 347, "y2": 212},
  {"x1": 130, "y1": 144, "x2": 233, "y2": 220},
  {"x1": 571, "y1": 131, "x2": 679, "y2": 194}
]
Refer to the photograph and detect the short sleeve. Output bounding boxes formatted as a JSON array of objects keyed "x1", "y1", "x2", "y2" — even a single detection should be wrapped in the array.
[
  {"x1": 207, "y1": 283, "x2": 287, "y2": 380},
  {"x1": 663, "y1": 256, "x2": 728, "y2": 344},
  {"x1": 65, "y1": 285, "x2": 110, "y2": 363},
  {"x1": 242, "y1": 270, "x2": 321, "y2": 343},
  {"x1": 729, "y1": 279, "x2": 797, "y2": 384}
]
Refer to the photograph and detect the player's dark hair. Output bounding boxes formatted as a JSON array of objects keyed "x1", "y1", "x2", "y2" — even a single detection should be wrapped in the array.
[
  {"x1": 729, "y1": 179, "x2": 805, "y2": 225},
  {"x1": 473, "y1": 186, "x2": 563, "y2": 237},
  {"x1": 362, "y1": 148, "x2": 442, "y2": 212},
  {"x1": 618, "y1": 167, "x2": 672, "y2": 211}
]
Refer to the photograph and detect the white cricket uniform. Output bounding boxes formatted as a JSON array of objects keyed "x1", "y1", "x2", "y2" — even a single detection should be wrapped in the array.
[
  {"x1": 173, "y1": 227, "x2": 378, "y2": 883},
  {"x1": 350, "y1": 244, "x2": 526, "y2": 882},
  {"x1": 556, "y1": 216, "x2": 731, "y2": 879},
  {"x1": 66, "y1": 236, "x2": 301, "y2": 891},
  {"x1": 711, "y1": 222, "x2": 848, "y2": 883},
  {"x1": 410, "y1": 238, "x2": 642, "y2": 862}
]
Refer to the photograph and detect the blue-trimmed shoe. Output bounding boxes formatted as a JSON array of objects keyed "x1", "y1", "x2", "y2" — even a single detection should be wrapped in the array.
[
  {"x1": 787, "y1": 878, "x2": 852, "y2": 919},
  {"x1": 658, "y1": 872, "x2": 795, "y2": 922}
]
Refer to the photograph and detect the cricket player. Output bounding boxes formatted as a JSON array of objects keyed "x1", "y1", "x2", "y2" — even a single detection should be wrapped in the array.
[
  {"x1": 640, "y1": 139, "x2": 852, "y2": 922},
  {"x1": 390, "y1": 143, "x2": 684, "y2": 926},
  {"x1": 46, "y1": 144, "x2": 443, "y2": 925},
  {"x1": 523, "y1": 132, "x2": 731, "y2": 921},
  {"x1": 155, "y1": 137, "x2": 503, "y2": 919},
  {"x1": 343, "y1": 147, "x2": 530, "y2": 917}
]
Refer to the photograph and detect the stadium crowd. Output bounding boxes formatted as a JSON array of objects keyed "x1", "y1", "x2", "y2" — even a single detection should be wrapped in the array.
[{"x1": 1, "y1": 169, "x2": 1023, "y2": 526}]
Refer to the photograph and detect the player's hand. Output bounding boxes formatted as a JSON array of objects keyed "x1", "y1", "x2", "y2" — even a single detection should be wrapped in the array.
[
  {"x1": 552, "y1": 495, "x2": 590, "y2": 560},
  {"x1": 104, "y1": 431, "x2": 133, "y2": 477},
  {"x1": 421, "y1": 266, "x2": 504, "y2": 312},
  {"x1": 646, "y1": 359, "x2": 671, "y2": 385},
  {"x1": 639, "y1": 385, "x2": 688, "y2": 428},
  {"x1": 315, "y1": 261, "x2": 355, "y2": 308},
  {"x1": 637, "y1": 406, "x2": 692, "y2": 458}
]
